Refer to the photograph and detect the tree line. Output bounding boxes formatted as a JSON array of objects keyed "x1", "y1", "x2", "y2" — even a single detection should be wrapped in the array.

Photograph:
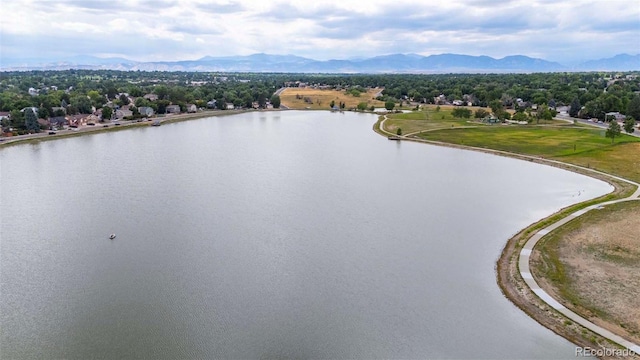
[{"x1": 1, "y1": 70, "x2": 638, "y2": 134}]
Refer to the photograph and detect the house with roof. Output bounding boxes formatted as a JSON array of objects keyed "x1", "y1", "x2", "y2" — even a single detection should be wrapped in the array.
[
  {"x1": 116, "y1": 109, "x2": 133, "y2": 119},
  {"x1": 49, "y1": 116, "x2": 67, "y2": 127},
  {"x1": 226, "y1": 103, "x2": 235, "y2": 110},
  {"x1": 186, "y1": 104, "x2": 197, "y2": 113},
  {"x1": 605, "y1": 112, "x2": 626, "y2": 122},
  {"x1": 143, "y1": 94, "x2": 159, "y2": 101},
  {"x1": 166, "y1": 105, "x2": 181, "y2": 114},
  {"x1": 207, "y1": 100, "x2": 217, "y2": 109},
  {"x1": 138, "y1": 107, "x2": 154, "y2": 117}
]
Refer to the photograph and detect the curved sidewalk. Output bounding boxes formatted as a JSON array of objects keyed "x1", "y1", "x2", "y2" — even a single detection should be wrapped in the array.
[
  {"x1": 378, "y1": 115, "x2": 640, "y2": 353},
  {"x1": 519, "y1": 198, "x2": 640, "y2": 354}
]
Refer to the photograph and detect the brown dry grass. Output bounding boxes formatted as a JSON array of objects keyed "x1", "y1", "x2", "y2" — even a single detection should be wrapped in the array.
[
  {"x1": 279, "y1": 88, "x2": 385, "y2": 110},
  {"x1": 532, "y1": 200, "x2": 640, "y2": 345}
]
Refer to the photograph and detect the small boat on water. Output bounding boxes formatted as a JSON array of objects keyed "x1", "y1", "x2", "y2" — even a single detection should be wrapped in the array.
[{"x1": 109, "y1": 234, "x2": 116, "y2": 240}]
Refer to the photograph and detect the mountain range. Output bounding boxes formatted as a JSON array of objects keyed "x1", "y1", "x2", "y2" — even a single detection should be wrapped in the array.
[{"x1": 2, "y1": 53, "x2": 639, "y2": 73}]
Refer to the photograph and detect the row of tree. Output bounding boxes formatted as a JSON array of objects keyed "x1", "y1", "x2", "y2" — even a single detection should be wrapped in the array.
[{"x1": 1, "y1": 70, "x2": 638, "y2": 133}]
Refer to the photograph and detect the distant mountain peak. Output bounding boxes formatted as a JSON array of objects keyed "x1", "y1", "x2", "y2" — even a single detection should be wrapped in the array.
[{"x1": 2, "y1": 53, "x2": 639, "y2": 72}]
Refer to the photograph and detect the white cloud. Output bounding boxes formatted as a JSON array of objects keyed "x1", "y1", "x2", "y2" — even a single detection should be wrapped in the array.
[{"x1": 0, "y1": 0, "x2": 638, "y2": 63}]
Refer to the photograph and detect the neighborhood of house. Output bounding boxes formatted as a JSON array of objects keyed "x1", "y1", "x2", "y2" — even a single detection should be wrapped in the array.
[{"x1": 1, "y1": 89, "x2": 277, "y2": 137}]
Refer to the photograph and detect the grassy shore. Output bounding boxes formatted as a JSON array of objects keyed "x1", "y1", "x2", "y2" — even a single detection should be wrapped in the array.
[{"x1": 414, "y1": 122, "x2": 640, "y2": 183}]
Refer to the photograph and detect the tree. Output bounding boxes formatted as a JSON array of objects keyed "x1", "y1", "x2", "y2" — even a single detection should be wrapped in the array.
[
  {"x1": 569, "y1": 97, "x2": 581, "y2": 117},
  {"x1": 270, "y1": 95, "x2": 281, "y2": 108},
  {"x1": 489, "y1": 99, "x2": 503, "y2": 115},
  {"x1": 385, "y1": 100, "x2": 395, "y2": 111},
  {"x1": 70, "y1": 95, "x2": 92, "y2": 114},
  {"x1": 24, "y1": 108, "x2": 40, "y2": 133},
  {"x1": 357, "y1": 102, "x2": 368, "y2": 111},
  {"x1": 627, "y1": 95, "x2": 640, "y2": 121},
  {"x1": 452, "y1": 107, "x2": 472, "y2": 118},
  {"x1": 329, "y1": 100, "x2": 335, "y2": 108},
  {"x1": 623, "y1": 117, "x2": 636, "y2": 134},
  {"x1": 605, "y1": 120, "x2": 621, "y2": 144},
  {"x1": 101, "y1": 106, "x2": 113, "y2": 121},
  {"x1": 474, "y1": 109, "x2": 489, "y2": 119},
  {"x1": 396, "y1": 127, "x2": 402, "y2": 136},
  {"x1": 38, "y1": 107, "x2": 49, "y2": 119},
  {"x1": 512, "y1": 111, "x2": 528, "y2": 122}
]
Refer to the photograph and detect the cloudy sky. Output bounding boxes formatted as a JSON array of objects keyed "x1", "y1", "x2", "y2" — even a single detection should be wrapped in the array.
[{"x1": 1, "y1": 0, "x2": 638, "y2": 64}]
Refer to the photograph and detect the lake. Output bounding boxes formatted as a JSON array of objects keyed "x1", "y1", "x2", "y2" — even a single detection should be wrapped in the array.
[{"x1": 0, "y1": 111, "x2": 610, "y2": 359}]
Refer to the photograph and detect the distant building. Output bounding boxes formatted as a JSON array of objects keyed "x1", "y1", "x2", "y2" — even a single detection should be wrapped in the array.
[
  {"x1": 185, "y1": 104, "x2": 197, "y2": 113},
  {"x1": 207, "y1": 100, "x2": 217, "y2": 109},
  {"x1": 605, "y1": 112, "x2": 626, "y2": 121},
  {"x1": 138, "y1": 107, "x2": 154, "y2": 117},
  {"x1": 143, "y1": 94, "x2": 159, "y2": 101},
  {"x1": 166, "y1": 105, "x2": 181, "y2": 114},
  {"x1": 226, "y1": 103, "x2": 235, "y2": 110}
]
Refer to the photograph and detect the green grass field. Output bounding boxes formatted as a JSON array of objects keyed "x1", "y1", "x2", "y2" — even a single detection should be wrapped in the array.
[
  {"x1": 411, "y1": 125, "x2": 640, "y2": 182},
  {"x1": 383, "y1": 108, "x2": 476, "y2": 134}
]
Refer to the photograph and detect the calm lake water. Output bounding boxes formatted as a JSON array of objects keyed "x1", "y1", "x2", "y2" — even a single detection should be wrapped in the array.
[{"x1": 1, "y1": 111, "x2": 610, "y2": 359}]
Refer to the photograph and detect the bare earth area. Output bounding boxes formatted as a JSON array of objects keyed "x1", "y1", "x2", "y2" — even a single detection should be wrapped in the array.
[{"x1": 532, "y1": 200, "x2": 640, "y2": 345}]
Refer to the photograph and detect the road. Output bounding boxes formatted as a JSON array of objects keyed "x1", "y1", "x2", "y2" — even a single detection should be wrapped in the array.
[{"x1": 555, "y1": 113, "x2": 640, "y2": 138}]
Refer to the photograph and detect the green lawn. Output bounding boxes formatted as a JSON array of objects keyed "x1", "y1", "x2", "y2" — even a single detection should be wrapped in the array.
[
  {"x1": 414, "y1": 125, "x2": 640, "y2": 182},
  {"x1": 383, "y1": 109, "x2": 475, "y2": 134}
]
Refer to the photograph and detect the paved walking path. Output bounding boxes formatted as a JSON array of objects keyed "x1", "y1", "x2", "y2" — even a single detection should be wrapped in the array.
[{"x1": 379, "y1": 115, "x2": 640, "y2": 353}]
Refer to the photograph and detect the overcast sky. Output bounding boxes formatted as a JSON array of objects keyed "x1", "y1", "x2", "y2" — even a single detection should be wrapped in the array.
[{"x1": 1, "y1": 0, "x2": 638, "y2": 64}]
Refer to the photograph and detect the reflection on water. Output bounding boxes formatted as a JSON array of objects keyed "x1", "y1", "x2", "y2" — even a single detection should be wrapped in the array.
[{"x1": 0, "y1": 111, "x2": 610, "y2": 359}]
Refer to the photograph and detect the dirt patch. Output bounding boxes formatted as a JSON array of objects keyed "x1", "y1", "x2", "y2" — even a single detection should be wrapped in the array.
[
  {"x1": 532, "y1": 200, "x2": 640, "y2": 345},
  {"x1": 279, "y1": 88, "x2": 385, "y2": 110}
]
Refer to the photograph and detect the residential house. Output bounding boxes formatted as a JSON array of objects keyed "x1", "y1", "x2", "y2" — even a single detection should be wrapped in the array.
[
  {"x1": 37, "y1": 118, "x2": 50, "y2": 129},
  {"x1": 0, "y1": 111, "x2": 10, "y2": 122},
  {"x1": 21, "y1": 107, "x2": 39, "y2": 115},
  {"x1": 252, "y1": 101, "x2": 260, "y2": 109},
  {"x1": 138, "y1": 107, "x2": 154, "y2": 117},
  {"x1": 166, "y1": 105, "x2": 181, "y2": 114},
  {"x1": 115, "y1": 109, "x2": 133, "y2": 119},
  {"x1": 49, "y1": 116, "x2": 67, "y2": 127},
  {"x1": 143, "y1": 94, "x2": 159, "y2": 101},
  {"x1": 185, "y1": 104, "x2": 197, "y2": 113},
  {"x1": 28, "y1": 87, "x2": 38, "y2": 96},
  {"x1": 67, "y1": 114, "x2": 93, "y2": 126},
  {"x1": 605, "y1": 112, "x2": 626, "y2": 122},
  {"x1": 207, "y1": 100, "x2": 217, "y2": 109},
  {"x1": 433, "y1": 94, "x2": 447, "y2": 105},
  {"x1": 225, "y1": 103, "x2": 235, "y2": 110}
]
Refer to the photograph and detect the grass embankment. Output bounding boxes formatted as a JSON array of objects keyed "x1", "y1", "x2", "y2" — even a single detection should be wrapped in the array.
[
  {"x1": 415, "y1": 125, "x2": 640, "y2": 183},
  {"x1": 531, "y1": 200, "x2": 640, "y2": 344},
  {"x1": 279, "y1": 88, "x2": 385, "y2": 110}
]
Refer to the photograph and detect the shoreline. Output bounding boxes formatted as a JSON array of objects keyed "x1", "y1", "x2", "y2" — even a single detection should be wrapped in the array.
[
  {"x1": 0, "y1": 109, "x2": 266, "y2": 149},
  {"x1": 4, "y1": 109, "x2": 637, "y2": 355},
  {"x1": 375, "y1": 114, "x2": 640, "y2": 357}
]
